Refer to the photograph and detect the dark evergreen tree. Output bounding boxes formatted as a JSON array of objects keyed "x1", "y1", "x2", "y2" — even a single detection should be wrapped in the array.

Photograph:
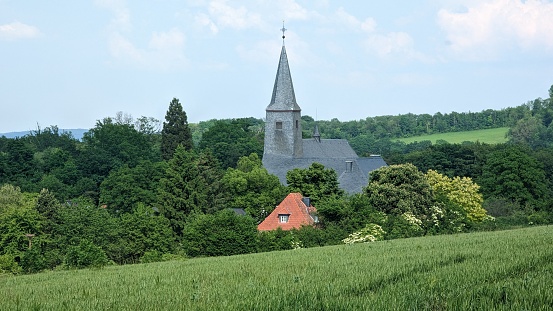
[
  {"x1": 157, "y1": 146, "x2": 224, "y2": 236},
  {"x1": 161, "y1": 98, "x2": 192, "y2": 160}
]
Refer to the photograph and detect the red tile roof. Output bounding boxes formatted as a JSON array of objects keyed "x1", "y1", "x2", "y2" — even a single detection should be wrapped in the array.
[{"x1": 257, "y1": 193, "x2": 317, "y2": 231}]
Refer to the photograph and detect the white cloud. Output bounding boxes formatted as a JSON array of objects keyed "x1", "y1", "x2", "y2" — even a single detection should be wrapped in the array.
[
  {"x1": 194, "y1": 0, "x2": 314, "y2": 34},
  {"x1": 330, "y1": 7, "x2": 427, "y2": 62},
  {"x1": 438, "y1": 0, "x2": 553, "y2": 60},
  {"x1": 207, "y1": 0, "x2": 263, "y2": 30},
  {"x1": 335, "y1": 7, "x2": 375, "y2": 32},
  {"x1": 96, "y1": 1, "x2": 188, "y2": 70},
  {"x1": 195, "y1": 13, "x2": 219, "y2": 34},
  {"x1": 0, "y1": 22, "x2": 39, "y2": 40}
]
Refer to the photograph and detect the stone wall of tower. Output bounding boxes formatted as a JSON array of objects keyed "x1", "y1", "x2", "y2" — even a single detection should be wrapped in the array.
[{"x1": 264, "y1": 110, "x2": 302, "y2": 158}]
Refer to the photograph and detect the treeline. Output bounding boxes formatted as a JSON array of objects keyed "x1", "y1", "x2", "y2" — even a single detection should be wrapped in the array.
[
  {"x1": 1, "y1": 86, "x2": 553, "y2": 274},
  {"x1": 302, "y1": 85, "x2": 553, "y2": 141}
]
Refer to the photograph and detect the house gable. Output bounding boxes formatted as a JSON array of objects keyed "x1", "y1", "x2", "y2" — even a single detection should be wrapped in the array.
[{"x1": 257, "y1": 193, "x2": 317, "y2": 231}]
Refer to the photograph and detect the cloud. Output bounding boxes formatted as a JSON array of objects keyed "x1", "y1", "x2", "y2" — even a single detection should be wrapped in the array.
[
  {"x1": 0, "y1": 22, "x2": 39, "y2": 40},
  {"x1": 335, "y1": 7, "x2": 375, "y2": 32},
  {"x1": 438, "y1": 0, "x2": 553, "y2": 60},
  {"x1": 206, "y1": 0, "x2": 263, "y2": 30},
  {"x1": 331, "y1": 7, "x2": 426, "y2": 61},
  {"x1": 96, "y1": 1, "x2": 188, "y2": 70},
  {"x1": 194, "y1": 0, "x2": 313, "y2": 34}
]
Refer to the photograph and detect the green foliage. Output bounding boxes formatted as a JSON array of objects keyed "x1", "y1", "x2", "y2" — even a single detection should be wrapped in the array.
[
  {"x1": 1, "y1": 227, "x2": 552, "y2": 310},
  {"x1": 99, "y1": 161, "x2": 166, "y2": 214},
  {"x1": 53, "y1": 199, "x2": 122, "y2": 263},
  {"x1": 161, "y1": 98, "x2": 192, "y2": 160},
  {"x1": 0, "y1": 253, "x2": 21, "y2": 274},
  {"x1": 64, "y1": 239, "x2": 109, "y2": 269},
  {"x1": 0, "y1": 184, "x2": 41, "y2": 255},
  {"x1": 342, "y1": 223, "x2": 385, "y2": 244},
  {"x1": 286, "y1": 163, "x2": 344, "y2": 204},
  {"x1": 479, "y1": 145, "x2": 549, "y2": 208},
  {"x1": 157, "y1": 147, "x2": 225, "y2": 236},
  {"x1": 222, "y1": 153, "x2": 287, "y2": 222},
  {"x1": 198, "y1": 118, "x2": 263, "y2": 169},
  {"x1": 426, "y1": 169, "x2": 488, "y2": 223},
  {"x1": 118, "y1": 204, "x2": 176, "y2": 264},
  {"x1": 20, "y1": 247, "x2": 47, "y2": 274},
  {"x1": 182, "y1": 210, "x2": 258, "y2": 257},
  {"x1": 79, "y1": 117, "x2": 156, "y2": 188},
  {"x1": 365, "y1": 164, "x2": 434, "y2": 228},
  {"x1": 507, "y1": 116, "x2": 550, "y2": 148}
]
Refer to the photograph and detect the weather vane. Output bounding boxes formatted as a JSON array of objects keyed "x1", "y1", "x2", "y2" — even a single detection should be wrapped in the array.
[{"x1": 281, "y1": 21, "x2": 287, "y2": 42}]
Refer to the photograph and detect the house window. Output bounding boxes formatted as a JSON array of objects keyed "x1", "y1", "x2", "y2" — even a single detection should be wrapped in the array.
[
  {"x1": 279, "y1": 214, "x2": 289, "y2": 223},
  {"x1": 276, "y1": 121, "x2": 283, "y2": 129},
  {"x1": 295, "y1": 120, "x2": 299, "y2": 129}
]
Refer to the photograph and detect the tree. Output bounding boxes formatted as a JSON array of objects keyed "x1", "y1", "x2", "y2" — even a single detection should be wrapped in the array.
[
  {"x1": 425, "y1": 170, "x2": 488, "y2": 233},
  {"x1": 181, "y1": 210, "x2": 258, "y2": 257},
  {"x1": 286, "y1": 163, "x2": 344, "y2": 204},
  {"x1": 117, "y1": 203, "x2": 176, "y2": 264},
  {"x1": 478, "y1": 145, "x2": 549, "y2": 209},
  {"x1": 157, "y1": 146, "x2": 224, "y2": 236},
  {"x1": 99, "y1": 160, "x2": 166, "y2": 214},
  {"x1": 507, "y1": 116, "x2": 549, "y2": 149},
  {"x1": 0, "y1": 185, "x2": 42, "y2": 256},
  {"x1": 222, "y1": 153, "x2": 287, "y2": 222},
  {"x1": 364, "y1": 164, "x2": 435, "y2": 235},
  {"x1": 161, "y1": 98, "x2": 192, "y2": 160},
  {"x1": 198, "y1": 119, "x2": 263, "y2": 169},
  {"x1": 79, "y1": 117, "x2": 156, "y2": 185}
]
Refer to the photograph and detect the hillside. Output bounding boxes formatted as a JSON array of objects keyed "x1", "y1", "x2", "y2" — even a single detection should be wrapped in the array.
[
  {"x1": 395, "y1": 127, "x2": 510, "y2": 144},
  {"x1": 1, "y1": 226, "x2": 551, "y2": 310}
]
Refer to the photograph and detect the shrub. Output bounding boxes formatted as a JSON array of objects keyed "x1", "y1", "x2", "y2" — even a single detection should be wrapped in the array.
[
  {"x1": 342, "y1": 224, "x2": 385, "y2": 244},
  {"x1": 65, "y1": 239, "x2": 109, "y2": 269},
  {"x1": 0, "y1": 253, "x2": 21, "y2": 274}
]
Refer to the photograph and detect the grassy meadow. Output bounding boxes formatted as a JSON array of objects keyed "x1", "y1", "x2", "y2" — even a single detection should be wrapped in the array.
[
  {"x1": 1, "y1": 225, "x2": 552, "y2": 310},
  {"x1": 396, "y1": 127, "x2": 509, "y2": 144}
]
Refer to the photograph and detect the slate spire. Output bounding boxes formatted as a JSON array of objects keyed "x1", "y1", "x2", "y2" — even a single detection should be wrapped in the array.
[{"x1": 267, "y1": 44, "x2": 301, "y2": 112}]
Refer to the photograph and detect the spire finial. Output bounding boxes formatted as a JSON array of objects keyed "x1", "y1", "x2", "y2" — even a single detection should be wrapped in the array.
[{"x1": 280, "y1": 21, "x2": 286, "y2": 43}]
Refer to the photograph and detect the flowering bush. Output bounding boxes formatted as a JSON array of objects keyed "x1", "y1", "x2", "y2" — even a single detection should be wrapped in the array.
[{"x1": 342, "y1": 224, "x2": 385, "y2": 244}]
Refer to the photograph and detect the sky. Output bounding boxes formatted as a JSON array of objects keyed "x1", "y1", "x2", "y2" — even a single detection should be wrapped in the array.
[{"x1": 1, "y1": 0, "x2": 553, "y2": 133}]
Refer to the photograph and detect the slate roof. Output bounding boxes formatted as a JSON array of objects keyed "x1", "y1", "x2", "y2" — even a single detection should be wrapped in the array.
[
  {"x1": 257, "y1": 193, "x2": 317, "y2": 231},
  {"x1": 263, "y1": 139, "x2": 388, "y2": 194},
  {"x1": 267, "y1": 46, "x2": 301, "y2": 112}
]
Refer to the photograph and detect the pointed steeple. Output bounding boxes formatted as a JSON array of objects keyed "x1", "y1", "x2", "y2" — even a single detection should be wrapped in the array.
[
  {"x1": 267, "y1": 45, "x2": 301, "y2": 112},
  {"x1": 313, "y1": 124, "x2": 321, "y2": 143},
  {"x1": 263, "y1": 26, "x2": 303, "y2": 160}
]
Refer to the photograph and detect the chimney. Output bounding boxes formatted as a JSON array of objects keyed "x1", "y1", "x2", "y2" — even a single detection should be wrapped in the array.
[{"x1": 302, "y1": 197, "x2": 311, "y2": 207}]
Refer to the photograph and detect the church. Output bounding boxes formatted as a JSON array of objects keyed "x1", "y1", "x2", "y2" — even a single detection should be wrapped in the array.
[{"x1": 262, "y1": 33, "x2": 388, "y2": 194}]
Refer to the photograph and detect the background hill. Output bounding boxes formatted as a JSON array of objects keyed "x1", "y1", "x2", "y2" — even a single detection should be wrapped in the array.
[{"x1": 0, "y1": 129, "x2": 87, "y2": 140}]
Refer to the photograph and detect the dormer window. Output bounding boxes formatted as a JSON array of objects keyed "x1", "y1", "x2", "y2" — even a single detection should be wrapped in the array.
[
  {"x1": 279, "y1": 214, "x2": 289, "y2": 223},
  {"x1": 276, "y1": 121, "x2": 283, "y2": 129}
]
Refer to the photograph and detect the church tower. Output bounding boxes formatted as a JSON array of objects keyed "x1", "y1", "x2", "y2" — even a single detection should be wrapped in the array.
[{"x1": 263, "y1": 28, "x2": 303, "y2": 159}]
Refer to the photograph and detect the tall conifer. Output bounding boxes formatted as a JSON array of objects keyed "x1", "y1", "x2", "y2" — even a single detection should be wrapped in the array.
[{"x1": 161, "y1": 98, "x2": 192, "y2": 160}]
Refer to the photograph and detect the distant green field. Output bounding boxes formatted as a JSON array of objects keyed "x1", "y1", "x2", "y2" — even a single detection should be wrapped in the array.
[
  {"x1": 396, "y1": 127, "x2": 509, "y2": 144},
  {"x1": 1, "y1": 226, "x2": 552, "y2": 310}
]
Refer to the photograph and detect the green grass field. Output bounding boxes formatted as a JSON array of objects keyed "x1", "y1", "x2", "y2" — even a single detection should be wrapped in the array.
[
  {"x1": 1, "y1": 226, "x2": 552, "y2": 310},
  {"x1": 396, "y1": 127, "x2": 509, "y2": 145}
]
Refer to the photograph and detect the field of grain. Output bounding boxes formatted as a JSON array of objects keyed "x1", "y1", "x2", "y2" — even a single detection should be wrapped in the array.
[
  {"x1": 396, "y1": 127, "x2": 509, "y2": 145},
  {"x1": 1, "y1": 225, "x2": 551, "y2": 310}
]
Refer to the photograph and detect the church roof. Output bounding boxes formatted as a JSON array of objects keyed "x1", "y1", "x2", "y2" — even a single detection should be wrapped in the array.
[
  {"x1": 262, "y1": 139, "x2": 388, "y2": 194},
  {"x1": 267, "y1": 45, "x2": 301, "y2": 112}
]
